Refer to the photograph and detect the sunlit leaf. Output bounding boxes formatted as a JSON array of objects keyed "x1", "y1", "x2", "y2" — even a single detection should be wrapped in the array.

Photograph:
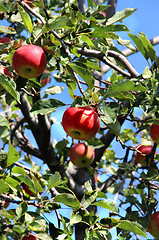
[
  {"x1": 0, "y1": 26, "x2": 16, "y2": 34},
  {"x1": 54, "y1": 193, "x2": 81, "y2": 209},
  {"x1": 118, "y1": 220, "x2": 147, "y2": 238},
  {"x1": 30, "y1": 98, "x2": 65, "y2": 115},
  {"x1": 17, "y1": 5, "x2": 33, "y2": 33},
  {"x1": 7, "y1": 142, "x2": 20, "y2": 167},
  {"x1": 107, "y1": 8, "x2": 136, "y2": 25},
  {"x1": 93, "y1": 200, "x2": 118, "y2": 213}
]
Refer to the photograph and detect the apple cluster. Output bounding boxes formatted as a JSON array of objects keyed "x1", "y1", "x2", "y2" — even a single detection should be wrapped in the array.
[{"x1": 62, "y1": 106, "x2": 100, "y2": 168}]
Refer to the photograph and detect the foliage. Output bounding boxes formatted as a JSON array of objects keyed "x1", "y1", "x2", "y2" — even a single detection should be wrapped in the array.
[{"x1": 0, "y1": 0, "x2": 159, "y2": 239}]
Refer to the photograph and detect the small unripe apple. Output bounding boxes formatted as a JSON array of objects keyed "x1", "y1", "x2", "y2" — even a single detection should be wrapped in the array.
[
  {"x1": 62, "y1": 106, "x2": 100, "y2": 140},
  {"x1": 22, "y1": 233, "x2": 39, "y2": 240},
  {"x1": 150, "y1": 123, "x2": 159, "y2": 144},
  {"x1": 148, "y1": 212, "x2": 159, "y2": 238},
  {"x1": 12, "y1": 44, "x2": 47, "y2": 79},
  {"x1": 135, "y1": 144, "x2": 156, "y2": 166},
  {"x1": 0, "y1": 37, "x2": 11, "y2": 43},
  {"x1": 69, "y1": 143, "x2": 95, "y2": 168}
]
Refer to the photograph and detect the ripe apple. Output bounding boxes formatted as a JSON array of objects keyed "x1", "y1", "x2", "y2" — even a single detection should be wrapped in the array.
[
  {"x1": 148, "y1": 212, "x2": 159, "y2": 239},
  {"x1": 12, "y1": 44, "x2": 47, "y2": 79},
  {"x1": 0, "y1": 37, "x2": 10, "y2": 43},
  {"x1": 69, "y1": 143, "x2": 95, "y2": 168},
  {"x1": 22, "y1": 233, "x2": 39, "y2": 240},
  {"x1": 135, "y1": 144, "x2": 157, "y2": 166},
  {"x1": 150, "y1": 122, "x2": 159, "y2": 144},
  {"x1": 62, "y1": 106, "x2": 100, "y2": 140}
]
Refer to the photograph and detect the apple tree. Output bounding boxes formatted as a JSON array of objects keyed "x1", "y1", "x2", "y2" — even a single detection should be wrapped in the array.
[{"x1": 0, "y1": 0, "x2": 159, "y2": 239}]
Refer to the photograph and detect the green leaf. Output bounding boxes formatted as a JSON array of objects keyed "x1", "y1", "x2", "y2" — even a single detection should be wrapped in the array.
[
  {"x1": 54, "y1": 193, "x2": 81, "y2": 209},
  {"x1": 92, "y1": 24, "x2": 129, "y2": 38},
  {"x1": 128, "y1": 33, "x2": 148, "y2": 60},
  {"x1": 80, "y1": 34, "x2": 95, "y2": 47},
  {"x1": 100, "y1": 114, "x2": 121, "y2": 136},
  {"x1": 107, "y1": 8, "x2": 136, "y2": 25},
  {"x1": 70, "y1": 210, "x2": 82, "y2": 225},
  {"x1": 139, "y1": 32, "x2": 157, "y2": 62},
  {"x1": 16, "y1": 202, "x2": 28, "y2": 217},
  {"x1": 142, "y1": 66, "x2": 152, "y2": 79},
  {"x1": 0, "y1": 234, "x2": 7, "y2": 240},
  {"x1": 13, "y1": 223, "x2": 26, "y2": 234},
  {"x1": 118, "y1": 220, "x2": 147, "y2": 238},
  {"x1": 102, "y1": 102, "x2": 120, "y2": 124},
  {"x1": 100, "y1": 217, "x2": 120, "y2": 229},
  {"x1": 30, "y1": 98, "x2": 65, "y2": 115},
  {"x1": 0, "y1": 115, "x2": 9, "y2": 128},
  {"x1": 48, "y1": 222, "x2": 65, "y2": 239},
  {"x1": 7, "y1": 142, "x2": 20, "y2": 167},
  {"x1": 0, "y1": 26, "x2": 16, "y2": 34},
  {"x1": 117, "y1": 37, "x2": 136, "y2": 52},
  {"x1": 93, "y1": 200, "x2": 118, "y2": 213},
  {"x1": 18, "y1": 175, "x2": 36, "y2": 195},
  {"x1": 82, "y1": 191, "x2": 98, "y2": 209},
  {"x1": 44, "y1": 86, "x2": 64, "y2": 95},
  {"x1": 69, "y1": 62, "x2": 94, "y2": 88},
  {"x1": 5, "y1": 176, "x2": 20, "y2": 191},
  {"x1": 0, "y1": 74, "x2": 19, "y2": 101},
  {"x1": 48, "y1": 172, "x2": 62, "y2": 189},
  {"x1": 0, "y1": 179, "x2": 10, "y2": 194},
  {"x1": 17, "y1": 5, "x2": 33, "y2": 33},
  {"x1": 42, "y1": 17, "x2": 71, "y2": 32}
]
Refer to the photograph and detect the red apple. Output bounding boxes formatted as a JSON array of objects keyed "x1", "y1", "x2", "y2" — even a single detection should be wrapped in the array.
[
  {"x1": 148, "y1": 212, "x2": 159, "y2": 239},
  {"x1": 69, "y1": 143, "x2": 95, "y2": 168},
  {"x1": 40, "y1": 70, "x2": 50, "y2": 87},
  {"x1": 12, "y1": 44, "x2": 47, "y2": 79},
  {"x1": 22, "y1": 233, "x2": 39, "y2": 240},
  {"x1": 0, "y1": 37, "x2": 11, "y2": 43},
  {"x1": 150, "y1": 122, "x2": 159, "y2": 144},
  {"x1": 0, "y1": 65, "x2": 13, "y2": 79},
  {"x1": 135, "y1": 144, "x2": 157, "y2": 166},
  {"x1": 62, "y1": 106, "x2": 100, "y2": 140}
]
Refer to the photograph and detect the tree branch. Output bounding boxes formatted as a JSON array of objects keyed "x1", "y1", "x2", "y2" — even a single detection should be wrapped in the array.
[{"x1": 102, "y1": 35, "x2": 159, "y2": 75}]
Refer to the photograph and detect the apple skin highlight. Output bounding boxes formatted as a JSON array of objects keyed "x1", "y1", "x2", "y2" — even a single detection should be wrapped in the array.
[
  {"x1": 148, "y1": 212, "x2": 159, "y2": 239},
  {"x1": 69, "y1": 143, "x2": 95, "y2": 168},
  {"x1": 12, "y1": 44, "x2": 47, "y2": 79},
  {"x1": 62, "y1": 106, "x2": 100, "y2": 140}
]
